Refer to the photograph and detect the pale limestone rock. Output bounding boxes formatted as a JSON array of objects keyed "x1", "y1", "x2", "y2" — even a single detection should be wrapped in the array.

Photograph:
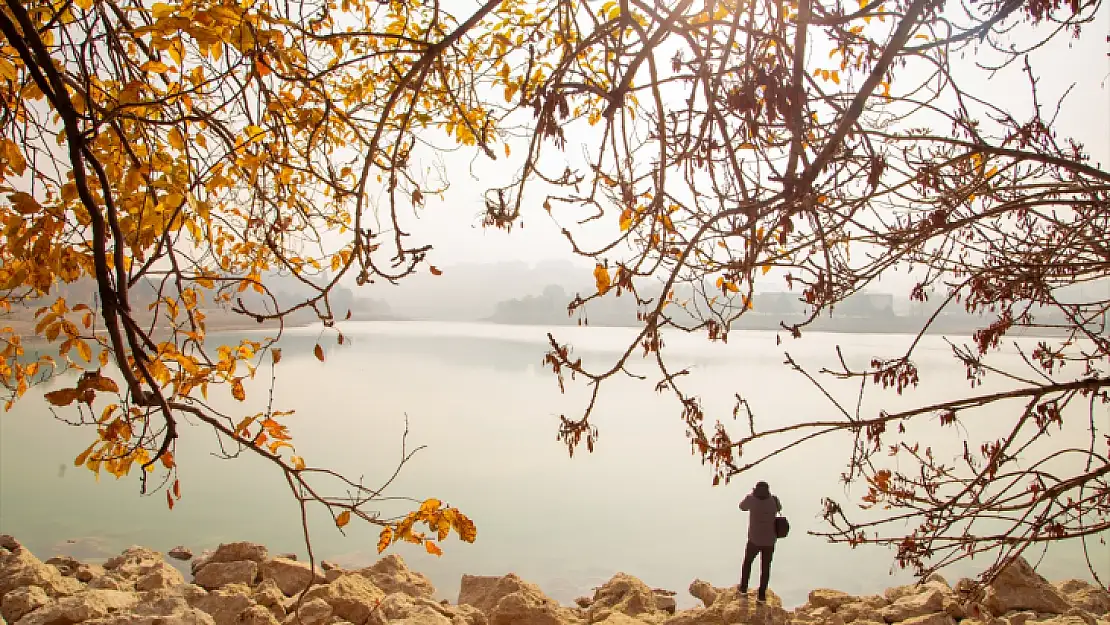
[
  {"x1": 586, "y1": 573, "x2": 661, "y2": 622},
  {"x1": 253, "y1": 579, "x2": 285, "y2": 609},
  {"x1": 14, "y1": 589, "x2": 139, "y2": 625},
  {"x1": 652, "y1": 595, "x2": 676, "y2": 616},
  {"x1": 104, "y1": 547, "x2": 164, "y2": 580},
  {"x1": 0, "y1": 542, "x2": 82, "y2": 600},
  {"x1": 325, "y1": 569, "x2": 346, "y2": 584},
  {"x1": 89, "y1": 574, "x2": 130, "y2": 592},
  {"x1": 880, "y1": 589, "x2": 945, "y2": 622},
  {"x1": 304, "y1": 573, "x2": 385, "y2": 625},
  {"x1": 136, "y1": 561, "x2": 186, "y2": 592},
  {"x1": 809, "y1": 590, "x2": 857, "y2": 611},
  {"x1": 983, "y1": 559, "x2": 1070, "y2": 616},
  {"x1": 261, "y1": 558, "x2": 324, "y2": 596},
  {"x1": 687, "y1": 581, "x2": 717, "y2": 609},
  {"x1": 240, "y1": 604, "x2": 282, "y2": 625},
  {"x1": 321, "y1": 562, "x2": 339, "y2": 572},
  {"x1": 193, "y1": 561, "x2": 259, "y2": 590},
  {"x1": 665, "y1": 589, "x2": 787, "y2": 625},
  {"x1": 190, "y1": 585, "x2": 255, "y2": 625},
  {"x1": 459, "y1": 575, "x2": 547, "y2": 617},
  {"x1": 84, "y1": 608, "x2": 216, "y2": 625},
  {"x1": 1, "y1": 586, "x2": 48, "y2": 623},
  {"x1": 926, "y1": 575, "x2": 950, "y2": 589},
  {"x1": 191, "y1": 552, "x2": 215, "y2": 576},
  {"x1": 1054, "y1": 582, "x2": 1110, "y2": 616},
  {"x1": 490, "y1": 588, "x2": 583, "y2": 625},
  {"x1": 208, "y1": 543, "x2": 269, "y2": 565},
  {"x1": 837, "y1": 602, "x2": 885, "y2": 623},
  {"x1": 357, "y1": 555, "x2": 435, "y2": 599},
  {"x1": 593, "y1": 613, "x2": 654, "y2": 625},
  {"x1": 285, "y1": 599, "x2": 332, "y2": 625}
]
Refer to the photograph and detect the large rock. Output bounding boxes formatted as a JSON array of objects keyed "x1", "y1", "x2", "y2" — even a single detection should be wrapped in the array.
[
  {"x1": 1055, "y1": 581, "x2": 1110, "y2": 616},
  {"x1": 304, "y1": 573, "x2": 385, "y2": 625},
  {"x1": 357, "y1": 555, "x2": 435, "y2": 599},
  {"x1": 587, "y1": 573, "x2": 660, "y2": 622},
  {"x1": 190, "y1": 584, "x2": 255, "y2": 625},
  {"x1": 369, "y1": 595, "x2": 452, "y2": 625},
  {"x1": 239, "y1": 604, "x2": 281, "y2": 625},
  {"x1": 208, "y1": 543, "x2": 269, "y2": 565},
  {"x1": 490, "y1": 588, "x2": 583, "y2": 625},
  {"x1": 44, "y1": 557, "x2": 82, "y2": 578},
  {"x1": 881, "y1": 589, "x2": 945, "y2": 622},
  {"x1": 103, "y1": 547, "x2": 165, "y2": 580},
  {"x1": 809, "y1": 590, "x2": 858, "y2": 612},
  {"x1": 983, "y1": 558, "x2": 1070, "y2": 616},
  {"x1": 838, "y1": 602, "x2": 886, "y2": 623},
  {"x1": 193, "y1": 561, "x2": 259, "y2": 590},
  {"x1": 136, "y1": 561, "x2": 186, "y2": 592},
  {"x1": 665, "y1": 588, "x2": 788, "y2": 625},
  {"x1": 459, "y1": 575, "x2": 547, "y2": 617},
  {"x1": 285, "y1": 599, "x2": 333, "y2": 625},
  {"x1": 0, "y1": 542, "x2": 82, "y2": 600},
  {"x1": 260, "y1": 558, "x2": 324, "y2": 596},
  {"x1": 687, "y1": 581, "x2": 717, "y2": 609},
  {"x1": 14, "y1": 590, "x2": 139, "y2": 625},
  {"x1": 85, "y1": 608, "x2": 216, "y2": 625},
  {"x1": 75, "y1": 564, "x2": 106, "y2": 584},
  {"x1": 1, "y1": 586, "x2": 48, "y2": 623}
]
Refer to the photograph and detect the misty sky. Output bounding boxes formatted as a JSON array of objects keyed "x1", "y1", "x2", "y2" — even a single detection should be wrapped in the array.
[{"x1": 384, "y1": 7, "x2": 1109, "y2": 296}]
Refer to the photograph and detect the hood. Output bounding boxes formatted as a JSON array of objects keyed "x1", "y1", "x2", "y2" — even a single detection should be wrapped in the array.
[{"x1": 754, "y1": 482, "x2": 771, "y2": 499}]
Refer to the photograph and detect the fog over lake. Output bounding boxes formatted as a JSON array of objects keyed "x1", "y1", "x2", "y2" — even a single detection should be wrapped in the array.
[{"x1": 2, "y1": 321, "x2": 1105, "y2": 607}]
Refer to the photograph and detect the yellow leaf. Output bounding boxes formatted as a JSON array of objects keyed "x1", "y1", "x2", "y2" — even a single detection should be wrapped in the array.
[
  {"x1": 336, "y1": 510, "x2": 351, "y2": 528},
  {"x1": 314, "y1": 344, "x2": 324, "y2": 362},
  {"x1": 419, "y1": 498, "x2": 442, "y2": 516},
  {"x1": 593, "y1": 264, "x2": 611, "y2": 295},
  {"x1": 290, "y1": 455, "x2": 305, "y2": 470},
  {"x1": 151, "y1": 2, "x2": 174, "y2": 18},
  {"x1": 74, "y1": 441, "x2": 97, "y2": 466},
  {"x1": 761, "y1": 264, "x2": 771, "y2": 275},
  {"x1": 619, "y1": 209, "x2": 633, "y2": 231},
  {"x1": 76, "y1": 340, "x2": 92, "y2": 363},
  {"x1": 424, "y1": 540, "x2": 443, "y2": 557},
  {"x1": 377, "y1": 527, "x2": 393, "y2": 553},
  {"x1": 168, "y1": 127, "x2": 185, "y2": 150},
  {"x1": 74, "y1": 0, "x2": 93, "y2": 9},
  {"x1": 985, "y1": 166, "x2": 998, "y2": 179}
]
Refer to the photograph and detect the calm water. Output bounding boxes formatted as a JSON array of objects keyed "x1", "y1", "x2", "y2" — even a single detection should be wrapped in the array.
[{"x1": 1, "y1": 322, "x2": 1106, "y2": 607}]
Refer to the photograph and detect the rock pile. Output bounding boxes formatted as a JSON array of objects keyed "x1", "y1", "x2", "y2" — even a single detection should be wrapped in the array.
[{"x1": 1, "y1": 535, "x2": 1107, "y2": 625}]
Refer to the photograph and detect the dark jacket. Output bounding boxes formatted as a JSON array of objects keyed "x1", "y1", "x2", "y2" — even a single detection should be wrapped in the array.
[{"x1": 740, "y1": 484, "x2": 782, "y2": 547}]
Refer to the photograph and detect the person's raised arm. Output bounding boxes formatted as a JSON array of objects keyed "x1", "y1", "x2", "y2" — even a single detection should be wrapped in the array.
[{"x1": 740, "y1": 495, "x2": 753, "y2": 510}]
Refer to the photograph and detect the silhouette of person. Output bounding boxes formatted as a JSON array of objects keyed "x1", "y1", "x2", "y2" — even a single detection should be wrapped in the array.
[{"x1": 739, "y1": 481, "x2": 781, "y2": 601}]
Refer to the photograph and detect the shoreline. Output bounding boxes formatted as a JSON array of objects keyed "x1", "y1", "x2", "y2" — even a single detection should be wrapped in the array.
[{"x1": 1, "y1": 536, "x2": 1107, "y2": 625}]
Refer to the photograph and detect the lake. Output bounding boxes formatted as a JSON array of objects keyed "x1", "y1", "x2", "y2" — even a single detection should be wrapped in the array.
[{"x1": 1, "y1": 321, "x2": 1106, "y2": 607}]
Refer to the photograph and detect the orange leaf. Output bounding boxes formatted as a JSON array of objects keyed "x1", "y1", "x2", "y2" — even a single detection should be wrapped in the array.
[
  {"x1": 424, "y1": 540, "x2": 443, "y2": 557},
  {"x1": 593, "y1": 264, "x2": 611, "y2": 295},
  {"x1": 377, "y1": 527, "x2": 393, "y2": 553},
  {"x1": 160, "y1": 451, "x2": 175, "y2": 469},
  {"x1": 429, "y1": 266, "x2": 443, "y2": 276},
  {"x1": 173, "y1": 479, "x2": 181, "y2": 499},
  {"x1": 166, "y1": 490, "x2": 175, "y2": 510},
  {"x1": 231, "y1": 378, "x2": 246, "y2": 401},
  {"x1": 290, "y1": 455, "x2": 305, "y2": 470},
  {"x1": 271, "y1": 348, "x2": 282, "y2": 364},
  {"x1": 314, "y1": 344, "x2": 324, "y2": 362},
  {"x1": 45, "y1": 388, "x2": 79, "y2": 406},
  {"x1": 336, "y1": 510, "x2": 351, "y2": 528}
]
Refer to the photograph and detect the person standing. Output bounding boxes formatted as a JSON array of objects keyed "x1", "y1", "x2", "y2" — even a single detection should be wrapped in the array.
[{"x1": 739, "y1": 481, "x2": 781, "y2": 601}]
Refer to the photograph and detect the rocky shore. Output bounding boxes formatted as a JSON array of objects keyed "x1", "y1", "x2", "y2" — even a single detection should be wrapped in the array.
[{"x1": 1, "y1": 535, "x2": 1107, "y2": 625}]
